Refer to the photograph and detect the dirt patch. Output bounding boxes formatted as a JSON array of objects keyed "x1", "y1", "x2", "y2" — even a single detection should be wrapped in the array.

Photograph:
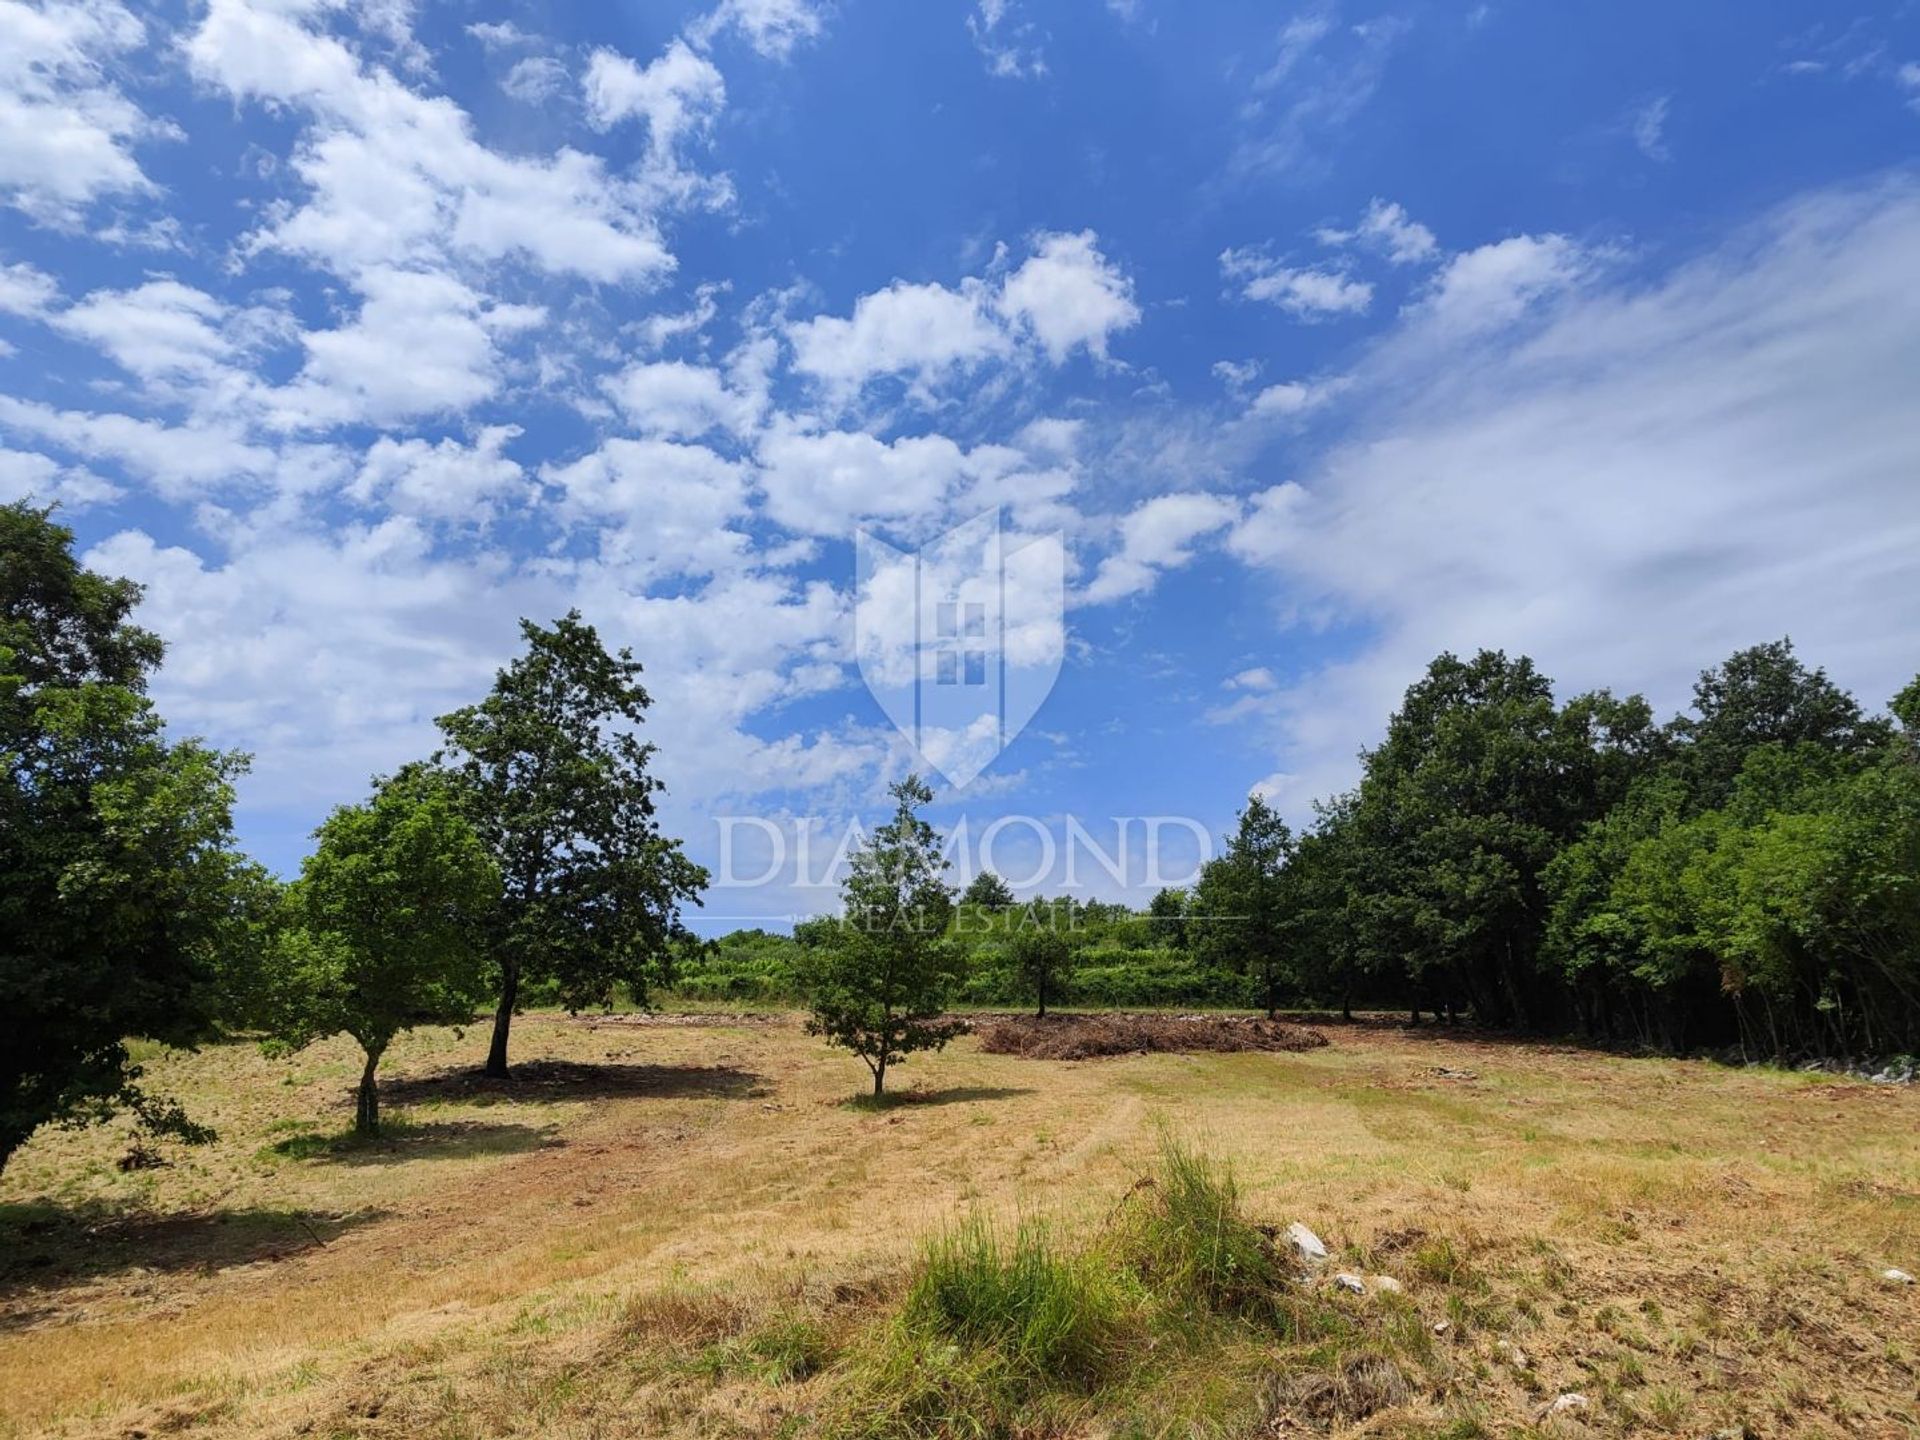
[{"x1": 975, "y1": 1012, "x2": 1330, "y2": 1060}]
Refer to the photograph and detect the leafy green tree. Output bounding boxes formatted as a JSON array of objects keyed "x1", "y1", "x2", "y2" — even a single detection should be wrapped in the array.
[
  {"x1": 1008, "y1": 898, "x2": 1078, "y2": 1017},
  {"x1": 961, "y1": 870, "x2": 1016, "y2": 910},
  {"x1": 1191, "y1": 793, "x2": 1295, "y2": 1017},
  {"x1": 1671, "y1": 639, "x2": 1888, "y2": 807},
  {"x1": 800, "y1": 775, "x2": 963, "y2": 1096},
  {"x1": 262, "y1": 775, "x2": 498, "y2": 1135},
  {"x1": 433, "y1": 612, "x2": 708, "y2": 1077},
  {"x1": 1146, "y1": 887, "x2": 1188, "y2": 947},
  {"x1": 1, "y1": 503, "x2": 262, "y2": 1174}
]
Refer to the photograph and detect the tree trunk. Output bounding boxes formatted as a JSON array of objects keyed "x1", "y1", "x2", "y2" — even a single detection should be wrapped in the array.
[
  {"x1": 872, "y1": 1056, "x2": 887, "y2": 1097},
  {"x1": 1037, "y1": 973, "x2": 1048, "y2": 1019},
  {"x1": 1266, "y1": 966, "x2": 1278, "y2": 1021},
  {"x1": 355, "y1": 1047, "x2": 384, "y2": 1137},
  {"x1": 485, "y1": 958, "x2": 518, "y2": 1078}
]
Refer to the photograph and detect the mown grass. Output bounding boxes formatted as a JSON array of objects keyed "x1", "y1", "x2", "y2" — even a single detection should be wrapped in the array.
[{"x1": 3, "y1": 1014, "x2": 1917, "y2": 1438}]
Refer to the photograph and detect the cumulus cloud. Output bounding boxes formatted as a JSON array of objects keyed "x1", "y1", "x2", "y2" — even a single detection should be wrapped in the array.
[
  {"x1": 1406, "y1": 233, "x2": 1596, "y2": 337},
  {"x1": 996, "y1": 230, "x2": 1141, "y2": 362},
  {"x1": 600, "y1": 359, "x2": 764, "y2": 440},
  {"x1": 348, "y1": 426, "x2": 529, "y2": 526},
  {"x1": 1220, "y1": 247, "x2": 1373, "y2": 319},
  {"x1": 583, "y1": 41, "x2": 726, "y2": 158},
  {"x1": 1315, "y1": 198, "x2": 1439, "y2": 265},
  {"x1": 0, "y1": 0, "x2": 169, "y2": 225},
  {"x1": 185, "y1": 0, "x2": 685, "y2": 286},
  {"x1": 788, "y1": 231, "x2": 1138, "y2": 399},
  {"x1": 786, "y1": 278, "x2": 1009, "y2": 397},
  {"x1": 1083, "y1": 491, "x2": 1241, "y2": 604},
  {"x1": 687, "y1": 0, "x2": 827, "y2": 61}
]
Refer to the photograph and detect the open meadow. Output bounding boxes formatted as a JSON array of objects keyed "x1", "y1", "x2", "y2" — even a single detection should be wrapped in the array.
[{"x1": 3, "y1": 1015, "x2": 1916, "y2": 1440}]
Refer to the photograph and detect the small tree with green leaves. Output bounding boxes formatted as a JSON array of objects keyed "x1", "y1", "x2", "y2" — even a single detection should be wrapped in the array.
[
  {"x1": 801, "y1": 775, "x2": 963, "y2": 1097},
  {"x1": 434, "y1": 612, "x2": 707, "y2": 1077},
  {"x1": 263, "y1": 775, "x2": 498, "y2": 1136},
  {"x1": 1008, "y1": 898, "x2": 1078, "y2": 1017},
  {"x1": 961, "y1": 870, "x2": 1016, "y2": 910},
  {"x1": 1191, "y1": 793, "x2": 1296, "y2": 1018}
]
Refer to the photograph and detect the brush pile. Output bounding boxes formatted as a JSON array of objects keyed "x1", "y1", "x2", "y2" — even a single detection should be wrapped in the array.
[{"x1": 975, "y1": 1013, "x2": 1329, "y2": 1061}]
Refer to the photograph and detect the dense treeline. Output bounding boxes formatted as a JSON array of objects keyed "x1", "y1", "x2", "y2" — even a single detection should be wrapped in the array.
[
  {"x1": 1275, "y1": 644, "x2": 1920, "y2": 1057},
  {"x1": 676, "y1": 642, "x2": 1920, "y2": 1062}
]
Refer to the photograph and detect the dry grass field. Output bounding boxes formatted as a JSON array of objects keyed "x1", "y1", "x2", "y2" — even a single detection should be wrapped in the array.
[{"x1": 2, "y1": 1013, "x2": 1917, "y2": 1439}]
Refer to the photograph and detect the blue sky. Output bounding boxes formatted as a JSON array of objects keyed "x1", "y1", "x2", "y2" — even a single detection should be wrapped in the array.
[{"x1": 3, "y1": 0, "x2": 1919, "y2": 930}]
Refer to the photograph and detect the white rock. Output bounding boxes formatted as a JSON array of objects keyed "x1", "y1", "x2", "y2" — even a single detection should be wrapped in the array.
[
  {"x1": 1285, "y1": 1222, "x2": 1328, "y2": 1263},
  {"x1": 1370, "y1": 1274, "x2": 1404, "y2": 1293},
  {"x1": 1539, "y1": 1393, "x2": 1590, "y2": 1418},
  {"x1": 1332, "y1": 1271, "x2": 1366, "y2": 1293},
  {"x1": 1884, "y1": 1267, "x2": 1915, "y2": 1285}
]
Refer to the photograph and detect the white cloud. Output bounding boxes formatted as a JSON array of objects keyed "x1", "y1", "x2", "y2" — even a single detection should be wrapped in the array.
[
  {"x1": 757, "y1": 426, "x2": 988, "y2": 536},
  {"x1": 1316, "y1": 197, "x2": 1438, "y2": 265},
  {"x1": 1246, "y1": 378, "x2": 1341, "y2": 420},
  {"x1": 0, "y1": 260, "x2": 59, "y2": 317},
  {"x1": 55, "y1": 279, "x2": 234, "y2": 382},
  {"x1": 1226, "y1": 179, "x2": 1920, "y2": 819},
  {"x1": 544, "y1": 437, "x2": 752, "y2": 581},
  {"x1": 583, "y1": 41, "x2": 726, "y2": 161},
  {"x1": 349, "y1": 426, "x2": 528, "y2": 526},
  {"x1": 1227, "y1": 666, "x2": 1278, "y2": 691},
  {"x1": 0, "y1": 444, "x2": 119, "y2": 507},
  {"x1": 466, "y1": 20, "x2": 532, "y2": 51},
  {"x1": 787, "y1": 278, "x2": 1009, "y2": 396},
  {"x1": 788, "y1": 231, "x2": 1138, "y2": 399},
  {"x1": 687, "y1": 0, "x2": 826, "y2": 61},
  {"x1": 1408, "y1": 233, "x2": 1594, "y2": 337},
  {"x1": 1233, "y1": 12, "x2": 1404, "y2": 178},
  {"x1": 0, "y1": 394, "x2": 315, "y2": 500},
  {"x1": 502, "y1": 55, "x2": 569, "y2": 106},
  {"x1": 268, "y1": 266, "x2": 544, "y2": 428},
  {"x1": 1084, "y1": 491, "x2": 1240, "y2": 603},
  {"x1": 968, "y1": 0, "x2": 1047, "y2": 79},
  {"x1": 1221, "y1": 247, "x2": 1373, "y2": 319},
  {"x1": 996, "y1": 230, "x2": 1141, "y2": 362},
  {"x1": 1632, "y1": 94, "x2": 1672, "y2": 161},
  {"x1": 186, "y1": 0, "x2": 684, "y2": 286},
  {"x1": 600, "y1": 359, "x2": 764, "y2": 440},
  {"x1": 0, "y1": 0, "x2": 168, "y2": 225}
]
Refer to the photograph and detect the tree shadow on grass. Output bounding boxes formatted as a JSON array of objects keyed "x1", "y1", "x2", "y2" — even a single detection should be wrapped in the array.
[
  {"x1": 0, "y1": 1200, "x2": 387, "y2": 1327},
  {"x1": 379, "y1": 1059, "x2": 770, "y2": 1107},
  {"x1": 261, "y1": 1115, "x2": 558, "y2": 1167},
  {"x1": 840, "y1": 1085, "x2": 1037, "y2": 1113}
]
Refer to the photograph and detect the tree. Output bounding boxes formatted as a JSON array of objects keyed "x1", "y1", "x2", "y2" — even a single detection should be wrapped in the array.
[
  {"x1": 1672, "y1": 639, "x2": 1888, "y2": 807},
  {"x1": 1191, "y1": 793, "x2": 1295, "y2": 1017},
  {"x1": 434, "y1": 612, "x2": 708, "y2": 1077},
  {"x1": 1, "y1": 503, "x2": 262, "y2": 1174},
  {"x1": 263, "y1": 776, "x2": 498, "y2": 1135},
  {"x1": 800, "y1": 775, "x2": 963, "y2": 1096},
  {"x1": 961, "y1": 870, "x2": 1016, "y2": 910},
  {"x1": 1146, "y1": 887, "x2": 1188, "y2": 947},
  {"x1": 1008, "y1": 898, "x2": 1078, "y2": 1017}
]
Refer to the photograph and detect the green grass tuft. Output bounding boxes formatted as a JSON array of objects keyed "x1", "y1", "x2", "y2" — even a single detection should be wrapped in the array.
[{"x1": 1118, "y1": 1131, "x2": 1288, "y2": 1323}]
